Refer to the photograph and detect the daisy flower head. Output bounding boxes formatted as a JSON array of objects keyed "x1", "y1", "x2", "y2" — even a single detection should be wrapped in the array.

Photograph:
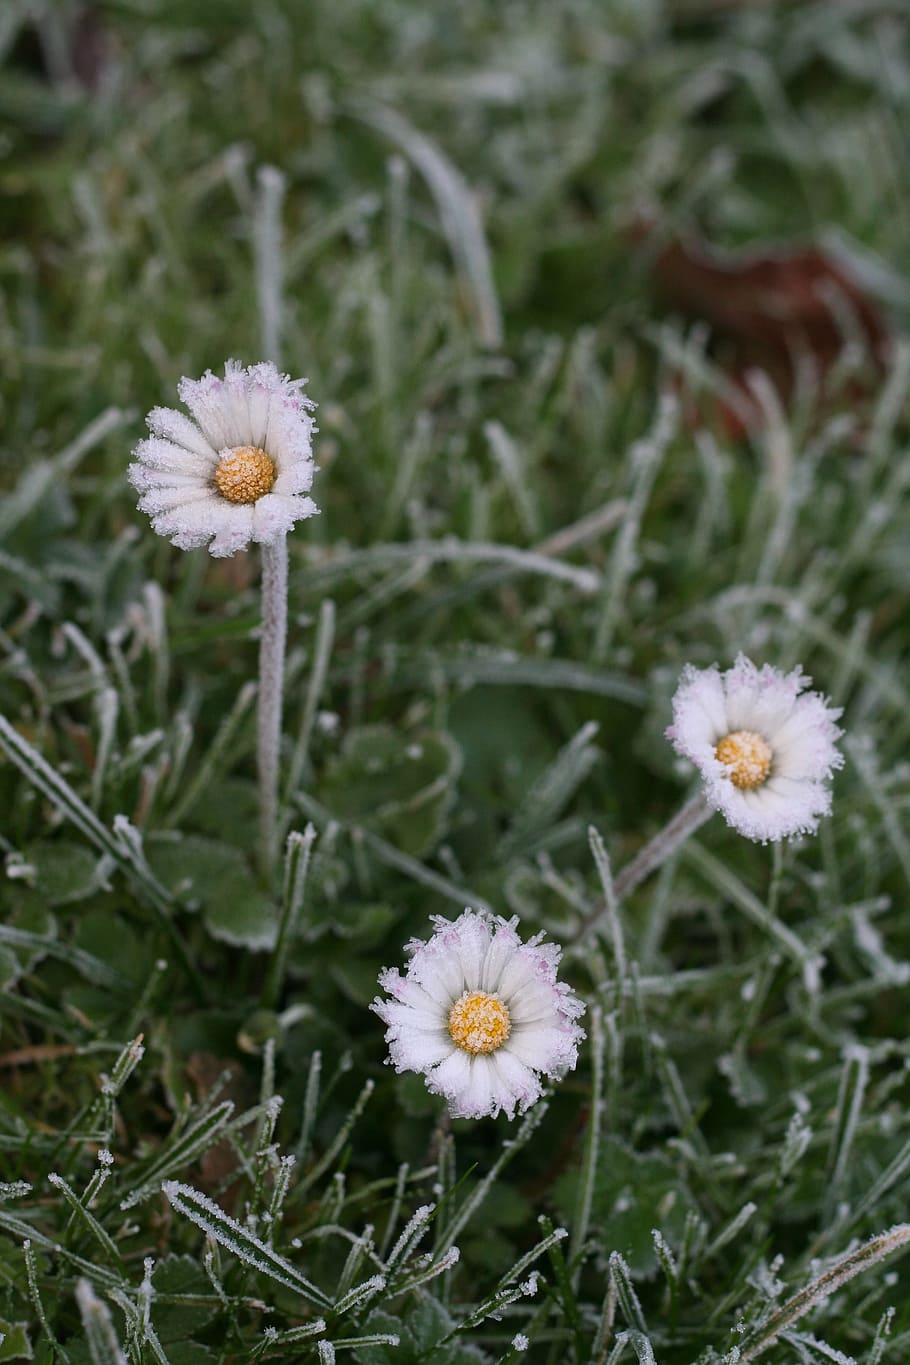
[
  {"x1": 373, "y1": 909, "x2": 586, "y2": 1121},
  {"x1": 129, "y1": 359, "x2": 318, "y2": 557},
  {"x1": 667, "y1": 653, "x2": 844, "y2": 843}
]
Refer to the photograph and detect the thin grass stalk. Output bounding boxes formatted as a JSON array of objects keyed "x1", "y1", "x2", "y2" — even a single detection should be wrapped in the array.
[
  {"x1": 738, "y1": 1224, "x2": 910, "y2": 1361},
  {"x1": 283, "y1": 596, "x2": 336, "y2": 819},
  {"x1": 262, "y1": 825, "x2": 317, "y2": 1008}
]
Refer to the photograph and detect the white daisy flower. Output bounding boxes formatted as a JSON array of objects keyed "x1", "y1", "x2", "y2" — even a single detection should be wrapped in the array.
[
  {"x1": 667, "y1": 653, "x2": 844, "y2": 843},
  {"x1": 373, "y1": 909, "x2": 586, "y2": 1121},
  {"x1": 129, "y1": 359, "x2": 318, "y2": 558}
]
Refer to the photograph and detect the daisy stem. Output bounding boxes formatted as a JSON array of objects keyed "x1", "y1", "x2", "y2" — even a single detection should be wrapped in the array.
[
  {"x1": 613, "y1": 792, "x2": 712, "y2": 901},
  {"x1": 257, "y1": 535, "x2": 289, "y2": 879},
  {"x1": 575, "y1": 793, "x2": 711, "y2": 944}
]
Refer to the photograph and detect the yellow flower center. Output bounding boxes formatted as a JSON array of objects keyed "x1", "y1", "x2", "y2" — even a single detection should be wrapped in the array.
[
  {"x1": 213, "y1": 446, "x2": 276, "y2": 504},
  {"x1": 448, "y1": 991, "x2": 511, "y2": 1055},
  {"x1": 715, "y1": 729, "x2": 773, "y2": 790}
]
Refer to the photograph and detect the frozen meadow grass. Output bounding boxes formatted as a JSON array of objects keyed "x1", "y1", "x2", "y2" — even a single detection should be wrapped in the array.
[{"x1": 1, "y1": 0, "x2": 910, "y2": 1360}]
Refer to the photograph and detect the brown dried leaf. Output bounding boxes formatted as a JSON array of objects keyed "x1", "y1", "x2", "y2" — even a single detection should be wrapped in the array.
[
  {"x1": 185, "y1": 1051, "x2": 257, "y2": 1208},
  {"x1": 642, "y1": 224, "x2": 891, "y2": 436}
]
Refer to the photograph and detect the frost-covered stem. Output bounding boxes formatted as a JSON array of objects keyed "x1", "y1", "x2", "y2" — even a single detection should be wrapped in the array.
[
  {"x1": 574, "y1": 794, "x2": 711, "y2": 945},
  {"x1": 613, "y1": 794, "x2": 712, "y2": 902},
  {"x1": 258, "y1": 536, "x2": 289, "y2": 878},
  {"x1": 283, "y1": 597, "x2": 336, "y2": 818},
  {"x1": 75, "y1": 1279, "x2": 127, "y2": 1364},
  {"x1": 739, "y1": 1223, "x2": 910, "y2": 1361}
]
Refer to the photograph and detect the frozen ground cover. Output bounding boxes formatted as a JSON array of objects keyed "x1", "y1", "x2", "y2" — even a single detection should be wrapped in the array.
[{"x1": 1, "y1": 0, "x2": 910, "y2": 1360}]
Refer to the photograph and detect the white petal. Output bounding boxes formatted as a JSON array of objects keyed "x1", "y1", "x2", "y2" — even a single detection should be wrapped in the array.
[
  {"x1": 770, "y1": 696, "x2": 843, "y2": 781},
  {"x1": 491, "y1": 1049, "x2": 543, "y2": 1116},
  {"x1": 170, "y1": 525, "x2": 213, "y2": 551},
  {"x1": 375, "y1": 998, "x2": 446, "y2": 1033},
  {"x1": 138, "y1": 485, "x2": 217, "y2": 515},
  {"x1": 387, "y1": 1031, "x2": 453, "y2": 1074},
  {"x1": 377, "y1": 969, "x2": 443, "y2": 1015},
  {"x1": 219, "y1": 360, "x2": 256, "y2": 447},
  {"x1": 264, "y1": 396, "x2": 316, "y2": 471},
  {"x1": 459, "y1": 1056, "x2": 500, "y2": 1118},
  {"x1": 508, "y1": 977, "x2": 566, "y2": 1026},
  {"x1": 666, "y1": 663, "x2": 729, "y2": 763},
  {"x1": 707, "y1": 773, "x2": 830, "y2": 843},
  {"x1": 497, "y1": 950, "x2": 549, "y2": 1001},
  {"x1": 426, "y1": 1049, "x2": 474, "y2": 1112},
  {"x1": 150, "y1": 495, "x2": 222, "y2": 539},
  {"x1": 479, "y1": 921, "x2": 523, "y2": 993},
  {"x1": 177, "y1": 372, "x2": 235, "y2": 451},
  {"x1": 274, "y1": 461, "x2": 316, "y2": 496},
  {"x1": 247, "y1": 377, "x2": 272, "y2": 447},
  {"x1": 405, "y1": 947, "x2": 459, "y2": 1007},
  {"x1": 450, "y1": 912, "x2": 492, "y2": 990},
  {"x1": 132, "y1": 437, "x2": 214, "y2": 478},
  {"x1": 207, "y1": 504, "x2": 254, "y2": 558},
  {"x1": 251, "y1": 493, "x2": 302, "y2": 544},
  {"x1": 146, "y1": 406, "x2": 217, "y2": 460},
  {"x1": 129, "y1": 467, "x2": 208, "y2": 494},
  {"x1": 507, "y1": 1020, "x2": 582, "y2": 1077},
  {"x1": 723, "y1": 655, "x2": 801, "y2": 735}
]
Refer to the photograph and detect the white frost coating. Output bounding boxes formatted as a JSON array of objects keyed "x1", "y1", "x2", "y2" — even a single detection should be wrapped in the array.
[
  {"x1": 317, "y1": 1342, "x2": 336, "y2": 1364},
  {"x1": 0, "y1": 1181, "x2": 32, "y2": 1198},
  {"x1": 75, "y1": 1279, "x2": 128, "y2": 1364},
  {"x1": 129, "y1": 360, "x2": 319, "y2": 557},
  {"x1": 372, "y1": 909, "x2": 585, "y2": 1121},
  {"x1": 385, "y1": 1203, "x2": 435, "y2": 1270},
  {"x1": 162, "y1": 1180, "x2": 329, "y2": 1307},
  {"x1": 512, "y1": 1335, "x2": 530, "y2": 1351},
  {"x1": 667, "y1": 653, "x2": 843, "y2": 842},
  {"x1": 652, "y1": 1228, "x2": 678, "y2": 1277},
  {"x1": 334, "y1": 1273, "x2": 386, "y2": 1315}
]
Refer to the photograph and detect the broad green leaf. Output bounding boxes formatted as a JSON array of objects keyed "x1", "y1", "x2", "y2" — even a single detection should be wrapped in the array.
[
  {"x1": 320, "y1": 726, "x2": 461, "y2": 857},
  {"x1": 25, "y1": 841, "x2": 100, "y2": 905},
  {"x1": 0, "y1": 1320, "x2": 32, "y2": 1361},
  {"x1": 151, "y1": 1258, "x2": 219, "y2": 1342},
  {"x1": 555, "y1": 1136, "x2": 693, "y2": 1278},
  {"x1": 146, "y1": 835, "x2": 275, "y2": 950}
]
